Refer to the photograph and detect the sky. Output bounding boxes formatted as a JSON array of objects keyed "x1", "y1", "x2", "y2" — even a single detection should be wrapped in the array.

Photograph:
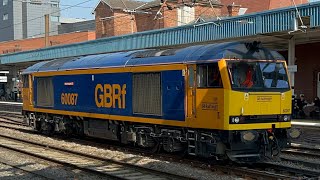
[
  {"x1": 60, "y1": 0, "x2": 152, "y2": 20},
  {"x1": 60, "y1": 0, "x2": 319, "y2": 20}
]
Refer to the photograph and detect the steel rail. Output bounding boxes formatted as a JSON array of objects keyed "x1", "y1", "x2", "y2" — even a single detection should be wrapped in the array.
[
  {"x1": 0, "y1": 157, "x2": 56, "y2": 180},
  {"x1": 0, "y1": 133, "x2": 195, "y2": 180}
]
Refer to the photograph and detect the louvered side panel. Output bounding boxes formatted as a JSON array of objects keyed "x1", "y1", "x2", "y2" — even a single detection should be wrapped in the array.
[{"x1": 133, "y1": 73, "x2": 162, "y2": 116}]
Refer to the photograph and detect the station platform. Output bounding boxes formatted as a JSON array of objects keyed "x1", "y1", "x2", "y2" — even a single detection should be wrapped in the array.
[
  {"x1": 292, "y1": 119, "x2": 320, "y2": 127},
  {"x1": 0, "y1": 101, "x2": 22, "y2": 105},
  {"x1": 0, "y1": 101, "x2": 22, "y2": 113}
]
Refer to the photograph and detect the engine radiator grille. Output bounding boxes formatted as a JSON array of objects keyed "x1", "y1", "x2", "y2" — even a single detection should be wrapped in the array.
[
  {"x1": 133, "y1": 73, "x2": 162, "y2": 116},
  {"x1": 37, "y1": 77, "x2": 54, "y2": 107}
]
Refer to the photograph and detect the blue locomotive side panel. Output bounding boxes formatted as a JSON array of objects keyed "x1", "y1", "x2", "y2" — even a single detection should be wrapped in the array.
[
  {"x1": 53, "y1": 73, "x2": 133, "y2": 116},
  {"x1": 162, "y1": 71, "x2": 185, "y2": 121},
  {"x1": 33, "y1": 71, "x2": 185, "y2": 121}
]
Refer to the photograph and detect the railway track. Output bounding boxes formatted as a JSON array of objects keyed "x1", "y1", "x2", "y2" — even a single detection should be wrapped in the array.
[
  {"x1": 0, "y1": 157, "x2": 55, "y2": 180},
  {"x1": 0, "y1": 120, "x2": 296, "y2": 179},
  {"x1": 0, "y1": 133, "x2": 194, "y2": 180},
  {"x1": 280, "y1": 156, "x2": 320, "y2": 169},
  {"x1": 282, "y1": 146, "x2": 320, "y2": 159},
  {"x1": 0, "y1": 111, "x2": 318, "y2": 179},
  {"x1": 0, "y1": 124, "x2": 300, "y2": 180},
  {"x1": 280, "y1": 146, "x2": 320, "y2": 170},
  {"x1": 0, "y1": 112, "x2": 24, "y2": 124},
  {"x1": 0, "y1": 118, "x2": 27, "y2": 127},
  {"x1": 258, "y1": 162, "x2": 320, "y2": 178}
]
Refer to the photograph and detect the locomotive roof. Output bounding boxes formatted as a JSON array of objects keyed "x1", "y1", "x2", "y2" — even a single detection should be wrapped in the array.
[{"x1": 22, "y1": 41, "x2": 284, "y2": 74}]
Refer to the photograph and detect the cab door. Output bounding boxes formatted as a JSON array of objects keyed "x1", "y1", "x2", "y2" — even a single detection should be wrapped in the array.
[
  {"x1": 29, "y1": 75, "x2": 33, "y2": 106},
  {"x1": 317, "y1": 72, "x2": 320, "y2": 98},
  {"x1": 22, "y1": 75, "x2": 29, "y2": 110},
  {"x1": 187, "y1": 65, "x2": 196, "y2": 119}
]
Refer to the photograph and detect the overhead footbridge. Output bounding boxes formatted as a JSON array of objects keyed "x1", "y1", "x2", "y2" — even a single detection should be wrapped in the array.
[{"x1": 0, "y1": 2, "x2": 320, "y2": 65}]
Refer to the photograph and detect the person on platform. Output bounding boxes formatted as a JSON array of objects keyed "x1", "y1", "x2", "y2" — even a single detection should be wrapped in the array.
[
  {"x1": 301, "y1": 95, "x2": 320, "y2": 118},
  {"x1": 297, "y1": 94, "x2": 308, "y2": 118},
  {"x1": 309, "y1": 97, "x2": 320, "y2": 118}
]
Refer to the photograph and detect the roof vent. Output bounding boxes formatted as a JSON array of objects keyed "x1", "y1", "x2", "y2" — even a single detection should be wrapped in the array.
[
  {"x1": 245, "y1": 41, "x2": 261, "y2": 52},
  {"x1": 132, "y1": 49, "x2": 177, "y2": 58}
]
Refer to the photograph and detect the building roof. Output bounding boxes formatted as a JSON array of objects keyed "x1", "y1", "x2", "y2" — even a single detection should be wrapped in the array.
[
  {"x1": 220, "y1": 0, "x2": 308, "y2": 16},
  {"x1": 59, "y1": 17, "x2": 88, "y2": 24},
  {"x1": 22, "y1": 42, "x2": 283, "y2": 74},
  {"x1": 101, "y1": 0, "x2": 158, "y2": 10},
  {"x1": 97, "y1": 0, "x2": 221, "y2": 11}
]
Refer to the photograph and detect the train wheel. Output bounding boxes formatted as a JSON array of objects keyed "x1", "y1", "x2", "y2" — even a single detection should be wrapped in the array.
[{"x1": 40, "y1": 120, "x2": 54, "y2": 136}]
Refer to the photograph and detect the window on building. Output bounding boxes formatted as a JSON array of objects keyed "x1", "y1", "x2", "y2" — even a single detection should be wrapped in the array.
[
  {"x1": 177, "y1": 6, "x2": 195, "y2": 26},
  {"x1": 197, "y1": 63, "x2": 222, "y2": 88},
  {"x1": 3, "y1": 13, "x2": 8, "y2": 20},
  {"x1": 30, "y1": 0, "x2": 42, "y2": 5},
  {"x1": 3, "y1": 0, "x2": 8, "y2": 6},
  {"x1": 50, "y1": 16, "x2": 59, "y2": 22}
]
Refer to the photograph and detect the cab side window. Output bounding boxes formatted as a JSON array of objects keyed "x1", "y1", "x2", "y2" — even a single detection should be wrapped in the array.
[{"x1": 197, "y1": 63, "x2": 222, "y2": 88}]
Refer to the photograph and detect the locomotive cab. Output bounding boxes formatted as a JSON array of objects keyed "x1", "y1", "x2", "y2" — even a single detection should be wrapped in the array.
[
  {"x1": 226, "y1": 60, "x2": 291, "y2": 127},
  {"x1": 186, "y1": 59, "x2": 291, "y2": 161},
  {"x1": 224, "y1": 60, "x2": 291, "y2": 161}
]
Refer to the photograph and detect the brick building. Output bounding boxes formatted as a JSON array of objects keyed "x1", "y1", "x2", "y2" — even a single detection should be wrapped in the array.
[
  {"x1": 293, "y1": 43, "x2": 320, "y2": 99},
  {"x1": 93, "y1": 0, "x2": 222, "y2": 38},
  {"x1": 0, "y1": 31, "x2": 96, "y2": 55},
  {"x1": 93, "y1": 0, "x2": 311, "y2": 39},
  {"x1": 220, "y1": 0, "x2": 308, "y2": 16}
]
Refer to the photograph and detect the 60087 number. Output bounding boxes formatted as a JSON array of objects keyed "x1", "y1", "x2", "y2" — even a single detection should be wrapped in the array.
[{"x1": 61, "y1": 93, "x2": 78, "y2": 106}]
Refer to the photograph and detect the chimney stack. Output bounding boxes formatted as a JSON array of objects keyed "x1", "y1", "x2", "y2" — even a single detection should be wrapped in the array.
[{"x1": 227, "y1": 2, "x2": 241, "y2": 17}]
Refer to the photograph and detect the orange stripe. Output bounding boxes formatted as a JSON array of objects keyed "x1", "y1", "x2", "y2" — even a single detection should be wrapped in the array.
[{"x1": 33, "y1": 64, "x2": 185, "y2": 77}]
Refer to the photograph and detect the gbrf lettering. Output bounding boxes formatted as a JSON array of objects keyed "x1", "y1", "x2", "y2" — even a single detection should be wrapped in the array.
[{"x1": 95, "y1": 84, "x2": 126, "y2": 109}]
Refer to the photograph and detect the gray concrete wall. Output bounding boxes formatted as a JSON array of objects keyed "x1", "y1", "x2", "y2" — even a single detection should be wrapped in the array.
[
  {"x1": 23, "y1": 2, "x2": 60, "y2": 39},
  {"x1": 13, "y1": 1, "x2": 23, "y2": 40},
  {"x1": 0, "y1": 0, "x2": 14, "y2": 42},
  {"x1": 0, "y1": 0, "x2": 60, "y2": 41}
]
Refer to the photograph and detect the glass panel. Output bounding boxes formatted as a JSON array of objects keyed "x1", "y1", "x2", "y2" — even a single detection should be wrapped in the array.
[
  {"x1": 197, "y1": 65, "x2": 207, "y2": 87},
  {"x1": 260, "y1": 62, "x2": 289, "y2": 88},
  {"x1": 188, "y1": 67, "x2": 194, "y2": 87},
  {"x1": 227, "y1": 61, "x2": 289, "y2": 90},
  {"x1": 208, "y1": 64, "x2": 222, "y2": 87},
  {"x1": 3, "y1": 14, "x2": 8, "y2": 21}
]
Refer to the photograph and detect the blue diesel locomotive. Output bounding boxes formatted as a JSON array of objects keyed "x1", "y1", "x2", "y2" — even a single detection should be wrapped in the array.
[{"x1": 22, "y1": 42, "x2": 293, "y2": 162}]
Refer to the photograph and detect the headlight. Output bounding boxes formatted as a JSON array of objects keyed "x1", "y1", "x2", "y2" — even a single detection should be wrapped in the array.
[
  {"x1": 230, "y1": 116, "x2": 241, "y2": 124},
  {"x1": 241, "y1": 131, "x2": 257, "y2": 142},
  {"x1": 234, "y1": 117, "x2": 240, "y2": 123},
  {"x1": 278, "y1": 115, "x2": 291, "y2": 122}
]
